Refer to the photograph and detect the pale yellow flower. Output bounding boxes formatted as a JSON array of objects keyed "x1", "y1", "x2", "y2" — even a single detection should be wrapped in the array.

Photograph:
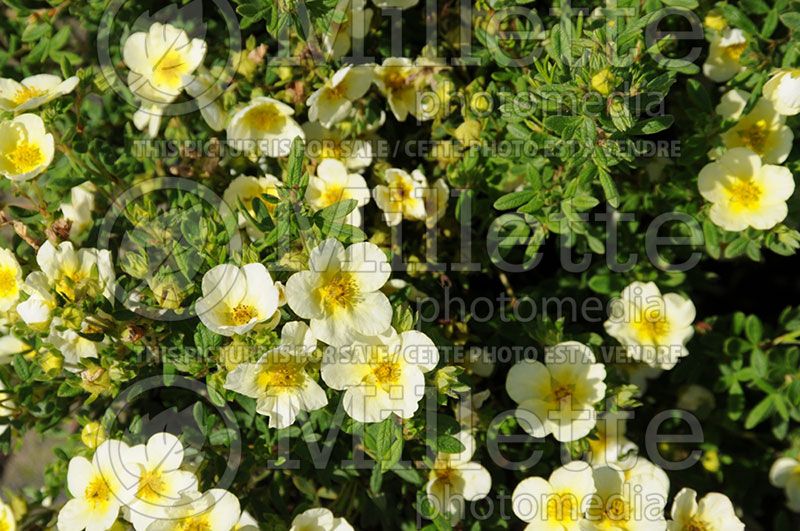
[
  {"x1": 305, "y1": 159, "x2": 370, "y2": 226},
  {"x1": 321, "y1": 328, "x2": 438, "y2": 422},
  {"x1": 285, "y1": 239, "x2": 392, "y2": 346},
  {"x1": 770, "y1": 456, "x2": 800, "y2": 512},
  {"x1": 583, "y1": 463, "x2": 668, "y2": 530},
  {"x1": 763, "y1": 69, "x2": 800, "y2": 116},
  {"x1": 226, "y1": 97, "x2": 304, "y2": 157},
  {"x1": 720, "y1": 98, "x2": 793, "y2": 164},
  {"x1": 0, "y1": 113, "x2": 54, "y2": 181},
  {"x1": 0, "y1": 249, "x2": 22, "y2": 312},
  {"x1": 374, "y1": 58, "x2": 425, "y2": 121},
  {"x1": 698, "y1": 147, "x2": 794, "y2": 231},
  {"x1": 604, "y1": 281, "x2": 696, "y2": 370},
  {"x1": 425, "y1": 431, "x2": 491, "y2": 521},
  {"x1": 0, "y1": 74, "x2": 78, "y2": 112},
  {"x1": 374, "y1": 168, "x2": 428, "y2": 226},
  {"x1": 290, "y1": 508, "x2": 353, "y2": 531},
  {"x1": 195, "y1": 263, "x2": 280, "y2": 336},
  {"x1": 307, "y1": 65, "x2": 373, "y2": 127},
  {"x1": 703, "y1": 29, "x2": 746, "y2": 82},
  {"x1": 506, "y1": 341, "x2": 606, "y2": 442},
  {"x1": 668, "y1": 488, "x2": 744, "y2": 530},
  {"x1": 512, "y1": 461, "x2": 595, "y2": 530}
]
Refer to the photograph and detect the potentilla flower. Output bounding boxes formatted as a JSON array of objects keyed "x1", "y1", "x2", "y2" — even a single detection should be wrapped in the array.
[
  {"x1": 512, "y1": 461, "x2": 595, "y2": 529},
  {"x1": 57, "y1": 440, "x2": 140, "y2": 531},
  {"x1": 305, "y1": 159, "x2": 370, "y2": 226},
  {"x1": 720, "y1": 98, "x2": 793, "y2": 164},
  {"x1": 195, "y1": 263, "x2": 280, "y2": 336},
  {"x1": 0, "y1": 248, "x2": 22, "y2": 312},
  {"x1": 321, "y1": 328, "x2": 439, "y2": 422},
  {"x1": 668, "y1": 488, "x2": 744, "y2": 530},
  {"x1": 698, "y1": 147, "x2": 795, "y2": 231},
  {"x1": 703, "y1": 28, "x2": 746, "y2": 82},
  {"x1": 323, "y1": 0, "x2": 373, "y2": 59},
  {"x1": 424, "y1": 178, "x2": 449, "y2": 229},
  {"x1": 303, "y1": 121, "x2": 373, "y2": 172},
  {"x1": 290, "y1": 507, "x2": 353, "y2": 531},
  {"x1": 125, "y1": 432, "x2": 199, "y2": 531},
  {"x1": 0, "y1": 380, "x2": 13, "y2": 438},
  {"x1": 0, "y1": 113, "x2": 54, "y2": 181},
  {"x1": 223, "y1": 174, "x2": 282, "y2": 238},
  {"x1": 16, "y1": 272, "x2": 57, "y2": 328},
  {"x1": 35, "y1": 241, "x2": 115, "y2": 303},
  {"x1": 0, "y1": 74, "x2": 79, "y2": 112},
  {"x1": 714, "y1": 89, "x2": 748, "y2": 121},
  {"x1": 0, "y1": 498, "x2": 14, "y2": 531},
  {"x1": 769, "y1": 456, "x2": 800, "y2": 512},
  {"x1": 583, "y1": 464, "x2": 668, "y2": 530},
  {"x1": 307, "y1": 65, "x2": 374, "y2": 127},
  {"x1": 506, "y1": 341, "x2": 607, "y2": 442},
  {"x1": 145, "y1": 489, "x2": 240, "y2": 531},
  {"x1": 425, "y1": 431, "x2": 491, "y2": 521},
  {"x1": 47, "y1": 317, "x2": 104, "y2": 367},
  {"x1": 587, "y1": 411, "x2": 638, "y2": 467},
  {"x1": 225, "y1": 321, "x2": 327, "y2": 428},
  {"x1": 123, "y1": 22, "x2": 206, "y2": 105},
  {"x1": 374, "y1": 58, "x2": 425, "y2": 121},
  {"x1": 284, "y1": 239, "x2": 392, "y2": 346},
  {"x1": 374, "y1": 168, "x2": 428, "y2": 226},
  {"x1": 60, "y1": 182, "x2": 97, "y2": 240},
  {"x1": 226, "y1": 97, "x2": 304, "y2": 157},
  {"x1": 604, "y1": 281, "x2": 696, "y2": 370},
  {"x1": 763, "y1": 69, "x2": 800, "y2": 116}
]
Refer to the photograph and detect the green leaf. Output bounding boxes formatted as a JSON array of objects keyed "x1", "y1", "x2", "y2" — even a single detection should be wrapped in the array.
[
  {"x1": 745, "y1": 395, "x2": 775, "y2": 429},
  {"x1": 629, "y1": 115, "x2": 674, "y2": 135},
  {"x1": 435, "y1": 434, "x2": 466, "y2": 454},
  {"x1": 596, "y1": 166, "x2": 619, "y2": 208},
  {"x1": 286, "y1": 137, "x2": 306, "y2": 186},
  {"x1": 493, "y1": 190, "x2": 536, "y2": 210},
  {"x1": 315, "y1": 199, "x2": 358, "y2": 224},
  {"x1": 717, "y1": 4, "x2": 760, "y2": 35},
  {"x1": 363, "y1": 418, "x2": 403, "y2": 470},
  {"x1": 780, "y1": 12, "x2": 800, "y2": 31}
]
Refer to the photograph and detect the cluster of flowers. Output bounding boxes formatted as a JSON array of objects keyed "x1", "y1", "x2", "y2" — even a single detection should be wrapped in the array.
[
  {"x1": 55, "y1": 431, "x2": 352, "y2": 531},
  {"x1": 511, "y1": 458, "x2": 744, "y2": 530},
  {"x1": 699, "y1": 17, "x2": 799, "y2": 232}
]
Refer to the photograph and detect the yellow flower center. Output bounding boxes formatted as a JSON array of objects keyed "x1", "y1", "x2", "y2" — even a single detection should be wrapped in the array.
[
  {"x1": 0, "y1": 266, "x2": 18, "y2": 299},
  {"x1": 318, "y1": 272, "x2": 360, "y2": 311},
  {"x1": 686, "y1": 518, "x2": 709, "y2": 531},
  {"x1": 242, "y1": 103, "x2": 286, "y2": 133},
  {"x1": 388, "y1": 177, "x2": 417, "y2": 206},
  {"x1": 320, "y1": 183, "x2": 347, "y2": 207},
  {"x1": 546, "y1": 493, "x2": 577, "y2": 523},
  {"x1": 5, "y1": 141, "x2": 44, "y2": 174},
  {"x1": 257, "y1": 363, "x2": 306, "y2": 391},
  {"x1": 177, "y1": 516, "x2": 212, "y2": 531},
  {"x1": 320, "y1": 141, "x2": 343, "y2": 160},
  {"x1": 738, "y1": 119, "x2": 769, "y2": 152},
  {"x1": 12, "y1": 85, "x2": 46, "y2": 106},
  {"x1": 383, "y1": 70, "x2": 410, "y2": 91},
  {"x1": 633, "y1": 307, "x2": 671, "y2": 344},
  {"x1": 229, "y1": 304, "x2": 258, "y2": 326},
  {"x1": 152, "y1": 50, "x2": 191, "y2": 89},
  {"x1": 728, "y1": 179, "x2": 762, "y2": 209},
  {"x1": 137, "y1": 467, "x2": 167, "y2": 502},
  {"x1": 605, "y1": 497, "x2": 630, "y2": 522},
  {"x1": 84, "y1": 475, "x2": 112, "y2": 510},
  {"x1": 552, "y1": 383, "x2": 574, "y2": 403},
  {"x1": 433, "y1": 466, "x2": 456, "y2": 484},
  {"x1": 723, "y1": 42, "x2": 746, "y2": 61},
  {"x1": 373, "y1": 359, "x2": 401, "y2": 385}
]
